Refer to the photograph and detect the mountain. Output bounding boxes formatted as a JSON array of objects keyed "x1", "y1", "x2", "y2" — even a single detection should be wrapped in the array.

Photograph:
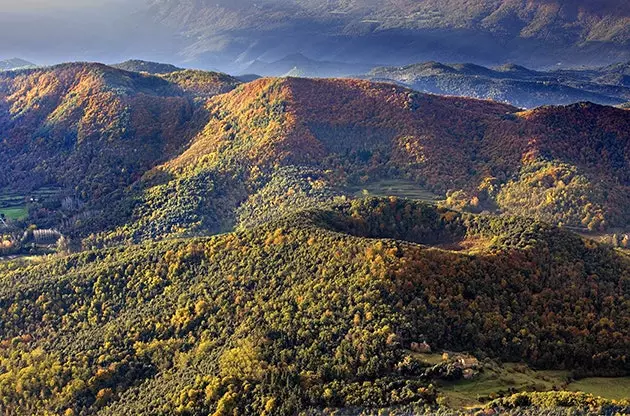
[
  {"x1": 0, "y1": 63, "x2": 195, "y2": 198},
  {"x1": 243, "y1": 53, "x2": 373, "y2": 77},
  {"x1": 74, "y1": 76, "x2": 630, "y2": 250},
  {"x1": 2, "y1": 68, "x2": 629, "y2": 245},
  {"x1": 111, "y1": 59, "x2": 183, "y2": 74},
  {"x1": 1, "y1": 68, "x2": 628, "y2": 236},
  {"x1": 145, "y1": 0, "x2": 630, "y2": 72},
  {"x1": 366, "y1": 61, "x2": 630, "y2": 108},
  {"x1": 1, "y1": 198, "x2": 630, "y2": 414},
  {"x1": 0, "y1": 58, "x2": 36, "y2": 71},
  {"x1": 0, "y1": 63, "x2": 240, "y2": 216},
  {"x1": 4, "y1": 1, "x2": 630, "y2": 74}
]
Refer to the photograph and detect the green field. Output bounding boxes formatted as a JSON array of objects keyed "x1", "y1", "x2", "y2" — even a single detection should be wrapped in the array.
[
  {"x1": 0, "y1": 187, "x2": 61, "y2": 222},
  {"x1": 567, "y1": 377, "x2": 630, "y2": 401},
  {"x1": 350, "y1": 179, "x2": 441, "y2": 202},
  {"x1": 438, "y1": 363, "x2": 569, "y2": 408},
  {"x1": 436, "y1": 361, "x2": 630, "y2": 409},
  {"x1": 0, "y1": 206, "x2": 28, "y2": 220}
]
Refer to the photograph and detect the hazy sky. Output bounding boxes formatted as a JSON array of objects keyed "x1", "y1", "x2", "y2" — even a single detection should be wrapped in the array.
[
  {"x1": 0, "y1": 0, "x2": 129, "y2": 10},
  {"x1": 0, "y1": 0, "x2": 178, "y2": 65}
]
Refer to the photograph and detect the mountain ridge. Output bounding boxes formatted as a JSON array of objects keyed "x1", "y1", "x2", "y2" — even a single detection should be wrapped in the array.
[
  {"x1": 1, "y1": 63, "x2": 629, "y2": 244},
  {"x1": 366, "y1": 60, "x2": 630, "y2": 108},
  {"x1": 0, "y1": 58, "x2": 36, "y2": 71},
  {"x1": 146, "y1": 0, "x2": 630, "y2": 71}
]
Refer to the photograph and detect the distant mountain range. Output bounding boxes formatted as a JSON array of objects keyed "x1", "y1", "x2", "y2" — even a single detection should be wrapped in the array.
[
  {"x1": 146, "y1": 0, "x2": 630, "y2": 71},
  {"x1": 3, "y1": 1, "x2": 629, "y2": 73},
  {"x1": 366, "y1": 61, "x2": 630, "y2": 108},
  {"x1": 111, "y1": 57, "x2": 630, "y2": 109},
  {"x1": 109, "y1": 56, "x2": 630, "y2": 109},
  {"x1": 0, "y1": 58, "x2": 36, "y2": 71}
]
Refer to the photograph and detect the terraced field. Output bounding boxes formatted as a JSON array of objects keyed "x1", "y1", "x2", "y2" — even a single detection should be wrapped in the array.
[
  {"x1": 350, "y1": 179, "x2": 442, "y2": 202},
  {"x1": 0, "y1": 187, "x2": 62, "y2": 221}
]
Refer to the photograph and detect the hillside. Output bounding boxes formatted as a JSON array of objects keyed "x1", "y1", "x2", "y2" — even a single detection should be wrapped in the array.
[
  {"x1": 111, "y1": 60, "x2": 183, "y2": 74},
  {"x1": 1, "y1": 199, "x2": 630, "y2": 415},
  {"x1": 0, "y1": 63, "x2": 241, "y2": 212},
  {"x1": 81, "y1": 77, "x2": 630, "y2": 248},
  {"x1": 367, "y1": 61, "x2": 630, "y2": 108},
  {"x1": 1, "y1": 64, "x2": 630, "y2": 415},
  {"x1": 0, "y1": 63, "x2": 198, "y2": 199},
  {"x1": 1, "y1": 68, "x2": 629, "y2": 245}
]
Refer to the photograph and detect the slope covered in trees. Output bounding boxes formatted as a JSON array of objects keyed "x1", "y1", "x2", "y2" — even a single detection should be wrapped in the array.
[
  {"x1": 1, "y1": 198, "x2": 630, "y2": 415},
  {"x1": 0, "y1": 63, "x2": 244, "y2": 239},
  {"x1": 0, "y1": 63, "x2": 195, "y2": 197},
  {"x1": 89, "y1": 77, "x2": 630, "y2": 247},
  {"x1": 111, "y1": 60, "x2": 183, "y2": 75},
  {"x1": 2, "y1": 67, "x2": 629, "y2": 244}
]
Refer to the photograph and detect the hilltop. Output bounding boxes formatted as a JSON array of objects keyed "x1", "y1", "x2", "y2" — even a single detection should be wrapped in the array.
[
  {"x1": 161, "y1": 70, "x2": 241, "y2": 97},
  {"x1": 111, "y1": 59, "x2": 183, "y2": 74},
  {"x1": 0, "y1": 58, "x2": 36, "y2": 71},
  {"x1": 367, "y1": 61, "x2": 630, "y2": 108}
]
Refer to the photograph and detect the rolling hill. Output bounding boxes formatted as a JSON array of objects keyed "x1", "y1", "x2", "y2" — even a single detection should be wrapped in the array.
[
  {"x1": 1, "y1": 62, "x2": 630, "y2": 415},
  {"x1": 1, "y1": 199, "x2": 630, "y2": 414},
  {"x1": 367, "y1": 61, "x2": 630, "y2": 108},
  {"x1": 0, "y1": 63, "x2": 240, "y2": 201},
  {"x1": 0, "y1": 58, "x2": 36, "y2": 71},
  {"x1": 111, "y1": 59, "x2": 183, "y2": 75},
  {"x1": 2, "y1": 65, "x2": 629, "y2": 244},
  {"x1": 82, "y1": 76, "x2": 630, "y2": 248},
  {"x1": 0, "y1": 63, "x2": 196, "y2": 200}
]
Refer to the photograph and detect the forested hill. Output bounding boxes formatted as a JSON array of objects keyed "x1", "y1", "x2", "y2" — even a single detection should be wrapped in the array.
[
  {"x1": 1, "y1": 198, "x2": 629, "y2": 414},
  {"x1": 111, "y1": 60, "x2": 183, "y2": 75},
  {"x1": 1, "y1": 64, "x2": 630, "y2": 415},
  {"x1": 2, "y1": 66, "x2": 630, "y2": 245},
  {"x1": 0, "y1": 63, "x2": 239, "y2": 199},
  {"x1": 92, "y1": 77, "x2": 630, "y2": 246}
]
